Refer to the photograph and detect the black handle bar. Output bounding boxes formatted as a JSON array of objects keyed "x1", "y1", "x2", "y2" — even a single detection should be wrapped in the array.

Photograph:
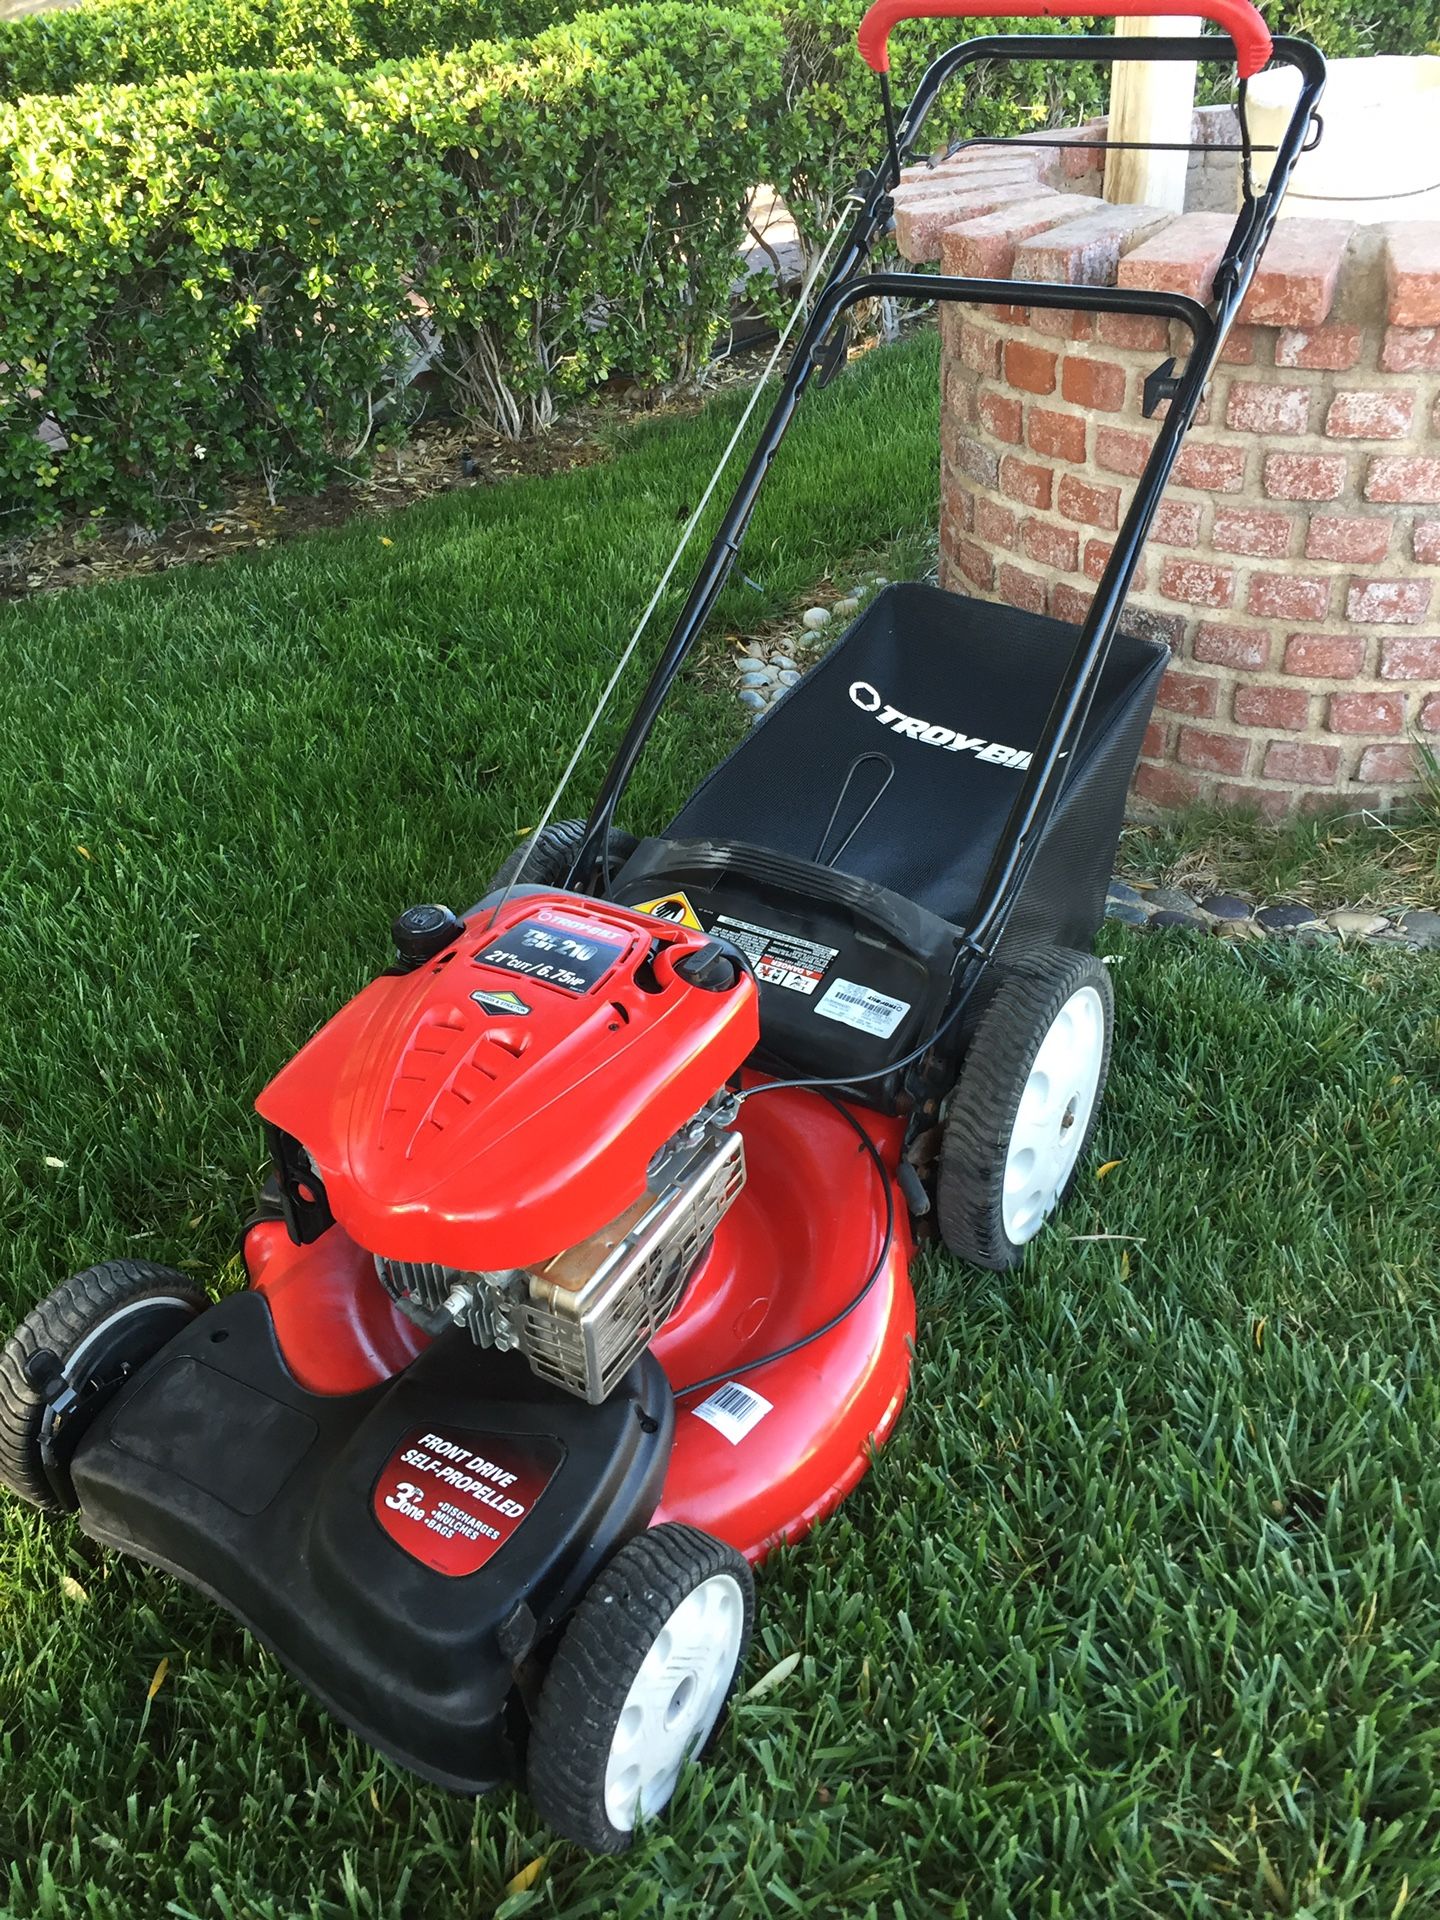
[{"x1": 570, "y1": 34, "x2": 1325, "y2": 970}]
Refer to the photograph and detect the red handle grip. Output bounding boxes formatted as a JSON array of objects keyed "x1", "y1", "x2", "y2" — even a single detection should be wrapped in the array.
[{"x1": 857, "y1": 0, "x2": 1273, "y2": 80}]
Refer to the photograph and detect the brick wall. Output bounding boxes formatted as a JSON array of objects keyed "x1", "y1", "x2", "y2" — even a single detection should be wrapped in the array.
[{"x1": 899, "y1": 143, "x2": 1440, "y2": 817}]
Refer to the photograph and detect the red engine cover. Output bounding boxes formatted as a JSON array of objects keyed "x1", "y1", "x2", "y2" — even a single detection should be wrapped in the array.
[{"x1": 255, "y1": 893, "x2": 758, "y2": 1271}]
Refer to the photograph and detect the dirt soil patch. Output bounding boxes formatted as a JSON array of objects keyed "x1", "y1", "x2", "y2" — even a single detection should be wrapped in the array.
[
  {"x1": 0, "y1": 337, "x2": 806, "y2": 603},
  {"x1": 0, "y1": 413, "x2": 624, "y2": 602}
]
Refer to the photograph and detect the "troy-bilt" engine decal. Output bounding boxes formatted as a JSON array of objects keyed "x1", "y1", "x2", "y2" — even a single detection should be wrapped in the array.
[
  {"x1": 472, "y1": 915, "x2": 625, "y2": 994},
  {"x1": 848, "y1": 681, "x2": 1033, "y2": 769},
  {"x1": 373, "y1": 1425, "x2": 563, "y2": 1576}
]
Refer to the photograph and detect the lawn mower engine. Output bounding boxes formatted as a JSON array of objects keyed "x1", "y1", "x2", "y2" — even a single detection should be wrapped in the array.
[
  {"x1": 256, "y1": 886, "x2": 758, "y2": 1407},
  {"x1": 371, "y1": 1097, "x2": 744, "y2": 1407}
]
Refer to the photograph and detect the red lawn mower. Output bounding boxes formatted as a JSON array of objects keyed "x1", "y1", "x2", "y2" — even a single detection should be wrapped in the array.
[{"x1": 1, "y1": 0, "x2": 1319, "y2": 1855}]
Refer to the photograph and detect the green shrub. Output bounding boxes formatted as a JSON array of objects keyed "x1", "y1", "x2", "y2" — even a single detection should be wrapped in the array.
[
  {"x1": 1267, "y1": 0, "x2": 1437, "y2": 61},
  {"x1": 0, "y1": 3, "x2": 781, "y2": 525},
  {"x1": 0, "y1": 0, "x2": 579, "y2": 100},
  {"x1": 350, "y1": 0, "x2": 578, "y2": 64},
  {"x1": 0, "y1": 0, "x2": 355, "y2": 97},
  {"x1": 764, "y1": 4, "x2": 1109, "y2": 254},
  {"x1": 0, "y1": 0, "x2": 1112, "y2": 243}
]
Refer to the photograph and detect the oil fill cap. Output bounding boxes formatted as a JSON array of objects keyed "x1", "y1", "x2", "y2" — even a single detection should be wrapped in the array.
[{"x1": 392, "y1": 903, "x2": 465, "y2": 968}]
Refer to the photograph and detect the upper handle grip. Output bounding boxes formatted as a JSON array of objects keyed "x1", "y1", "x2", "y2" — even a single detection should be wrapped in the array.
[{"x1": 856, "y1": 0, "x2": 1274, "y2": 80}]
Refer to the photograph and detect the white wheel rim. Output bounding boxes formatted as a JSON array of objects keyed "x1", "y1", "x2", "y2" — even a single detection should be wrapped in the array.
[
  {"x1": 39, "y1": 1295, "x2": 194, "y2": 1441},
  {"x1": 1000, "y1": 983, "x2": 1108, "y2": 1246},
  {"x1": 602, "y1": 1571, "x2": 746, "y2": 1834},
  {"x1": 63, "y1": 1298, "x2": 187, "y2": 1384}
]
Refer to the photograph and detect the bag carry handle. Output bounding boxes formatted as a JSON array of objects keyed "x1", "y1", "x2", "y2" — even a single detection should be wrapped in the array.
[{"x1": 856, "y1": 0, "x2": 1274, "y2": 80}]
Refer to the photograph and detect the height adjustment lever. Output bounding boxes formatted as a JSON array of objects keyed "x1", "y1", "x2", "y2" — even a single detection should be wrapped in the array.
[
  {"x1": 1142, "y1": 356, "x2": 1183, "y2": 420},
  {"x1": 23, "y1": 1347, "x2": 78, "y2": 1420},
  {"x1": 23, "y1": 1347, "x2": 88, "y2": 1502},
  {"x1": 812, "y1": 323, "x2": 851, "y2": 387}
]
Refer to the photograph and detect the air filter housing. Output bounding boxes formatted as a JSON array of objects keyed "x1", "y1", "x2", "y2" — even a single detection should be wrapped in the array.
[{"x1": 377, "y1": 1103, "x2": 744, "y2": 1403}]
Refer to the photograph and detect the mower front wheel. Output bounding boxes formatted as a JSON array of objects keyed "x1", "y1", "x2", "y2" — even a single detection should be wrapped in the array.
[
  {"x1": 527, "y1": 1523, "x2": 754, "y2": 1853},
  {"x1": 0, "y1": 1260, "x2": 207, "y2": 1510},
  {"x1": 937, "y1": 949, "x2": 1114, "y2": 1272}
]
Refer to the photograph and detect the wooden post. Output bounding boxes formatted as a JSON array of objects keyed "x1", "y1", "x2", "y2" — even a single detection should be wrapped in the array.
[{"x1": 1104, "y1": 17, "x2": 1201, "y2": 212}]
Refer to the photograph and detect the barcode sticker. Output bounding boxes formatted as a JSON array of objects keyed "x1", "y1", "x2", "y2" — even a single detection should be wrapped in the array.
[
  {"x1": 692, "y1": 1381, "x2": 773, "y2": 1445},
  {"x1": 813, "y1": 977, "x2": 910, "y2": 1040}
]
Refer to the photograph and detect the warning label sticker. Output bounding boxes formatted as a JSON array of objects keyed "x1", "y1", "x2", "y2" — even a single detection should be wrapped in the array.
[
  {"x1": 712, "y1": 914, "x2": 837, "y2": 997},
  {"x1": 633, "y1": 890, "x2": 703, "y2": 931},
  {"x1": 814, "y1": 976, "x2": 911, "y2": 1040},
  {"x1": 372, "y1": 1425, "x2": 563, "y2": 1577}
]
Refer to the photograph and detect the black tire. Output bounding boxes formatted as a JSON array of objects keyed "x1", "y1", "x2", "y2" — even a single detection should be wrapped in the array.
[
  {"x1": 936, "y1": 949, "x2": 1114, "y2": 1273},
  {"x1": 0, "y1": 1260, "x2": 207, "y2": 1510},
  {"x1": 527, "y1": 1523, "x2": 755, "y2": 1853},
  {"x1": 486, "y1": 820, "x2": 637, "y2": 894}
]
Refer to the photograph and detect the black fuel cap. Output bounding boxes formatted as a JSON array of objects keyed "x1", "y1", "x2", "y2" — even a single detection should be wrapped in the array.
[
  {"x1": 392, "y1": 903, "x2": 465, "y2": 968},
  {"x1": 673, "y1": 938, "x2": 747, "y2": 992}
]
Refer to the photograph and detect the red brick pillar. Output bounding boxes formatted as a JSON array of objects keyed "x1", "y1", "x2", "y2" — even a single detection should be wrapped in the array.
[{"x1": 899, "y1": 148, "x2": 1440, "y2": 817}]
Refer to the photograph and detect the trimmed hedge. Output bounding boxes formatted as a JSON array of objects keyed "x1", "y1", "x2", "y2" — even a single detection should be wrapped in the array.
[
  {"x1": 0, "y1": 0, "x2": 1112, "y2": 240},
  {"x1": 3, "y1": 0, "x2": 1432, "y2": 194},
  {"x1": 0, "y1": 0, "x2": 584, "y2": 100},
  {"x1": 11, "y1": 0, "x2": 1431, "y2": 110},
  {"x1": 766, "y1": 3, "x2": 1108, "y2": 251},
  {"x1": 4, "y1": 0, "x2": 1434, "y2": 529},
  {"x1": 0, "y1": 0, "x2": 1122, "y2": 237},
  {"x1": 0, "y1": 4, "x2": 781, "y2": 524},
  {"x1": 1267, "y1": 0, "x2": 1438, "y2": 61}
]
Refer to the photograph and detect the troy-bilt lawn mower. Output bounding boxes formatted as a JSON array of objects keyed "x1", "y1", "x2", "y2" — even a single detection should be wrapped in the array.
[{"x1": 2, "y1": 0, "x2": 1320, "y2": 1854}]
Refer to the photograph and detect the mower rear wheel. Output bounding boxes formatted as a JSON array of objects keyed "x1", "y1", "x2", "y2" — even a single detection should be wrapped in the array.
[
  {"x1": 486, "y1": 819, "x2": 637, "y2": 894},
  {"x1": 936, "y1": 949, "x2": 1113, "y2": 1272},
  {"x1": 527, "y1": 1523, "x2": 754, "y2": 1853},
  {"x1": 0, "y1": 1260, "x2": 207, "y2": 1510}
]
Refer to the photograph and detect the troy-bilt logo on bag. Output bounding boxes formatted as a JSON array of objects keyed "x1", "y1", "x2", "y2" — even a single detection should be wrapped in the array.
[
  {"x1": 848, "y1": 681, "x2": 1032, "y2": 769},
  {"x1": 373, "y1": 1425, "x2": 562, "y2": 1576}
]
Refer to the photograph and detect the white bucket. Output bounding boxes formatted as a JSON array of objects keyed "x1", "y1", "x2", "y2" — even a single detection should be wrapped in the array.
[{"x1": 1244, "y1": 55, "x2": 1440, "y2": 221}]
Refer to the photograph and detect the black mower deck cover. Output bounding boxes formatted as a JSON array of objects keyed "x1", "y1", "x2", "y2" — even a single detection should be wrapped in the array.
[{"x1": 67, "y1": 1290, "x2": 673, "y2": 1790}]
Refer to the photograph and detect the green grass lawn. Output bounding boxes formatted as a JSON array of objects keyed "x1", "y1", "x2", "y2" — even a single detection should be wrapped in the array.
[
  {"x1": 1117, "y1": 798, "x2": 1440, "y2": 916},
  {"x1": 3, "y1": 331, "x2": 1439, "y2": 1918}
]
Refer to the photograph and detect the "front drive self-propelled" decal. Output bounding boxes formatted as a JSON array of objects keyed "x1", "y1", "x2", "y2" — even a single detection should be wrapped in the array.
[
  {"x1": 849, "y1": 681, "x2": 1032, "y2": 769},
  {"x1": 373, "y1": 1425, "x2": 562, "y2": 1576}
]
